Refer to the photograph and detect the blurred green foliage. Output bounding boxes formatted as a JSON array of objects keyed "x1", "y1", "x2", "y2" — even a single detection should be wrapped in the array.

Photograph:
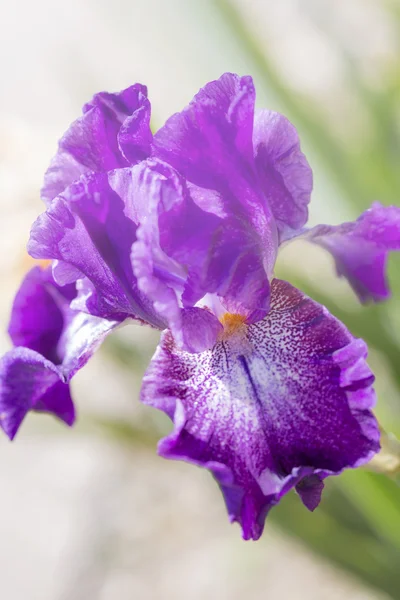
[
  {"x1": 215, "y1": 1, "x2": 400, "y2": 597},
  {"x1": 101, "y1": 2, "x2": 400, "y2": 597}
]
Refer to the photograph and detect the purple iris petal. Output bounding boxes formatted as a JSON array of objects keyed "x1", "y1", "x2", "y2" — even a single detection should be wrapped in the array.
[
  {"x1": 118, "y1": 99, "x2": 152, "y2": 164},
  {"x1": 29, "y1": 169, "x2": 164, "y2": 327},
  {"x1": 0, "y1": 266, "x2": 118, "y2": 439},
  {"x1": 253, "y1": 110, "x2": 313, "y2": 239},
  {"x1": 153, "y1": 73, "x2": 278, "y2": 282},
  {"x1": 0, "y1": 348, "x2": 74, "y2": 440},
  {"x1": 131, "y1": 159, "x2": 273, "y2": 329},
  {"x1": 130, "y1": 161, "x2": 192, "y2": 346},
  {"x1": 141, "y1": 278, "x2": 379, "y2": 540},
  {"x1": 42, "y1": 84, "x2": 152, "y2": 204},
  {"x1": 180, "y1": 308, "x2": 223, "y2": 353},
  {"x1": 153, "y1": 73, "x2": 256, "y2": 189},
  {"x1": 8, "y1": 266, "x2": 75, "y2": 363},
  {"x1": 296, "y1": 202, "x2": 400, "y2": 302},
  {"x1": 57, "y1": 311, "x2": 119, "y2": 379}
]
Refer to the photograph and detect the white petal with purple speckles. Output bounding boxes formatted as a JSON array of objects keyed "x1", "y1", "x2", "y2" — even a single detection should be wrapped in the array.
[{"x1": 141, "y1": 279, "x2": 379, "y2": 539}]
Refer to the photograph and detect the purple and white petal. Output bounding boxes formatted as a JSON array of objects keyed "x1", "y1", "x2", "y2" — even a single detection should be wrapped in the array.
[
  {"x1": 42, "y1": 84, "x2": 152, "y2": 204},
  {"x1": 141, "y1": 278, "x2": 379, "y2": 540},
  {"x1": 59, "y1": 311, "x2": 119, "y2": 379},
  {"x1": 253, "y1": 110, "x2": 313, "y2": 239},
  {"x1": 296, "y1": 202, "x2": 400, "y2": 303}
]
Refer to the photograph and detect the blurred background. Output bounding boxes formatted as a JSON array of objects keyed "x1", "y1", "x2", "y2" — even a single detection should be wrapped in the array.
[{"x1": 1, "y1": 0, "x2": 400, "y2": 598}]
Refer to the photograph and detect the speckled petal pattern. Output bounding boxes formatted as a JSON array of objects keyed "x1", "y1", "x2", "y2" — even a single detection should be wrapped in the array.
[{"x1": 141, "y1": 279, "x2": 379, "y2": 539}]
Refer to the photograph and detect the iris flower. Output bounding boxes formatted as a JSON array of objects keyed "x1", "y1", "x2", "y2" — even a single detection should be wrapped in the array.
[{"x1": 2, "y1": 74, "x2": 400, "y2": 540}]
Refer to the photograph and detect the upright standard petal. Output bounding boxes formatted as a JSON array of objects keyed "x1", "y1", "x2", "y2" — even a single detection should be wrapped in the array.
[
  {"x1": 153, "y1": 73, "x2": 256, "y2": 190},
  {"x1": 141, "y1": 279, "x2": 379, "y2": 540},
  {"x1": 29, "y1": 169, "x2": 165, "y2": 328},
  {"x1": 295, "y1": 203, "x2": 400, "y2": 303},
  {"x1": 153, "y1": 74, "x2": 278, "y2": 280},
  {"x1": 253, "y1": 110, "x2": 313, "y2": 239},
  {"x1": 42, "y1": 84, "x2": 152, "y2": 204},
  {"x1": 0, "y1": 266, "x2": 118, "y2": 439}
]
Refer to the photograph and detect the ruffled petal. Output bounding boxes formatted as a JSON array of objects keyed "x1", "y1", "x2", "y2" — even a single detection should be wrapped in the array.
[
  {"x1": 253, "y1": 110, "x2": 313, "y2": 239},
  {"x1": 42, "y1": 84, "x2": 152, "y2": 204},
  {"x1": 141, "y1": 278, "x2": 379, "y2": 540},
  {"x1": 129, "y1": 161, "x2": 189, "y2": 345},
  {"x1": 295, "y1": 202, "x2": 400, "y2": 303},
  {"x1": 153, "y1": 74, "x2": 278, "y2": 277},
  {"x1": 117, "y1": 100, "x2": 152, "y2": 164},
  {"x1": 29, "y1": 169, "x2": 164, "y2": 328},
  {"x1": 131, "y1": 159, "x2": 274, "y2": 333},
  {"x1": 153, "y1": 73, "x2": 256, "y2": 190}
]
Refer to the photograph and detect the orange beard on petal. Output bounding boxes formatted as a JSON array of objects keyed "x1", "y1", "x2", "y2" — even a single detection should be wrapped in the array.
[{"x1": 219, "y1": 313, "x2": 248, "y2": 340}]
